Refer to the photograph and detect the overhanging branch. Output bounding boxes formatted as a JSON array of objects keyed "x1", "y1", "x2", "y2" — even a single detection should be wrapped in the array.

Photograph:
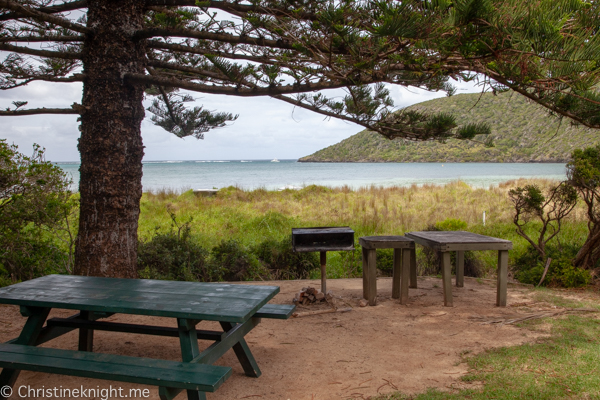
[
  {"x1": 0, "y1": 0, "x2": 87, "y2": 22},
  {"x1": 0, "y1": 43, "x2": 81, "y2": 59},
  {"x1": 0, "y1": 0, "x2": 90, "y2": 33},
  {"x1": 0, "y1": 107, "x2": 80, "y2": 115},
  {"x1": 126, "y1": 72, "x2": 349, "y2": 96}
]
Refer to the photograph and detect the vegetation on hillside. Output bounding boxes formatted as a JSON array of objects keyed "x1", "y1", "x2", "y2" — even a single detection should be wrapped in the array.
[{"x1": 300, "y1": 92, "x2": 600, "y2": 163}]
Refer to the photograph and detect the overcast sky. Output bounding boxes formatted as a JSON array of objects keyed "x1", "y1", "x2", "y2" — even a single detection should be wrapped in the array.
[{"x1": 0, "y1": 79, "x2": 482, "y2": 162}]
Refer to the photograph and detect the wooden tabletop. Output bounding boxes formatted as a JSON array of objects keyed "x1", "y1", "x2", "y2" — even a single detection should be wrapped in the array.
[
  {"x1": 0, "y1": 275, "x2": 279, "y2": 323},
  {"x1": 405, "y1": 231, "x2": 512, "y2": 252},
  {"x1": 359, "y1": 236, "x2": 415, "y2": 249}
]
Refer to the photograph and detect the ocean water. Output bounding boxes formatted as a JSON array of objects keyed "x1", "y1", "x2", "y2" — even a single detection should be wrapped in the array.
[{"x1": 55, "y1": 160, "x2": 567, "y2": 192}]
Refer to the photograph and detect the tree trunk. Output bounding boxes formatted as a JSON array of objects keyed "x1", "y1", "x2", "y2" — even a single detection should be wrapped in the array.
[{"x1": 74, "y1": 0, "x2": 146, "y2": 277}]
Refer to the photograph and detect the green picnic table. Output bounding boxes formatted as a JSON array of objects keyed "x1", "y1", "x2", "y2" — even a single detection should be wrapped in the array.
[{"x1": 0, "y1": 275, "x2": 295, "y2": 400}]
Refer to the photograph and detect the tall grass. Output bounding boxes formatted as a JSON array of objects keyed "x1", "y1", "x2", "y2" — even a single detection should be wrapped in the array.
[{"x1": 139, "y1": 179, "x2": 589, "y2": 279}]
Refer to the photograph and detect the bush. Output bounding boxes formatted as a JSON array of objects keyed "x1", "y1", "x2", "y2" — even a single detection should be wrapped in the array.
[
  {"x1": 209, "y1": 239, "x2": 268, "y2": 281},
  {"x1": 253, "y1": 236, "x2": 319, "y2": 279},
  {"x1": 0, "y1": 141, "x2": 75, "y2": 285},
  {"x1": 137, "y1": 229, "x2": 210, "y2": 281},
  {"x1": 513, "y1": 244, "x2": 591, "y2": 287}
]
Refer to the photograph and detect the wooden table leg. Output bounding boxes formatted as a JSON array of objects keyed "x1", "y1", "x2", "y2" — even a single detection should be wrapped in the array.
[
  {"x1": 440, "y1": 252, "x2": 453, "y2": 307},
  {"x1": 456, "y1": 251, "x2": 464, "y2": 288},
  {"x1": 364, "y1": 248, "x2": 377, "y2": 305},
  {"x1": 0, "y1": 306, "x2": 50, "y2": 392},
  {"x1": 219, "y1": 321, "x2": 261, "y2": 377},
  {"x1": 409, "y1": 248, "x2": 417, "y2": 289},
  {"x1": 399, "y1": 249, "x2": 411, "y2": 305},
  {"x1": 497, "y1": 250, "x2": 509, "y2": 306},
  {"x1": 392, "y1": 248, "x2": 401, "y2": 299},
  {"x1": 177, "y1": 318, "x2": 204, "y2": 400},
  {"x1": 78, "y1": 310, "x2": 93, "y2": 352}
]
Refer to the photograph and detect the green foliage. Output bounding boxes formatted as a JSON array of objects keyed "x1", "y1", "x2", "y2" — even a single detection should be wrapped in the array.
[
  {"x1": 513, "y1": 244, "x2": 591, "y2": 287},
  {"x1": 253, "y1": 236, "x2": 319, "y2": 279},
  {"x1": 137, "y1": 230, "x2": 210, "y2": 281},
  {"x1": 208, "y1": 239, "x2": 267, "y2": 281},
  {"x1": 435, "y1": 218, "x2": 468, "y2": 231},
  {"x1": 0, "y1": 140, "x2": 75, "y2": 285}
]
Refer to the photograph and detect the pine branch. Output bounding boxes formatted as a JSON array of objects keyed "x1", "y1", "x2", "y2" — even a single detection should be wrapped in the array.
[
  {"x1": 147, "y1": 41, "x2": 285, "y2": 65},
  {"x1": 1, "y1": 35, "x2": 84, "y2": 42},
  {"x1": 145, "y1": 0, "x2": 319, "y2": 20},
  {"x1": 0, "y1": 0, "x2": 87, "y2": 22},
  {"x1": 126, "y1": 72, "x2": 349, "y2": 96},
  {"x1": 0, "y1": 107, "x2": 79, "y2": 115},
  {"x1": 0, "y1": 43, "x2": 81, "y2": 59},
  {"x1": 0, "y1": 0, "x2": 90, "y2": 33}
]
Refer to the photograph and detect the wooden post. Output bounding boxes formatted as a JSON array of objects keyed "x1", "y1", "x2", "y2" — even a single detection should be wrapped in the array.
[
  {"x1": 456, "y1": 251, "x2": 464, "y2": 287},
  {"x1": 365, "y1": 249, "x2": 377, "y2": 305},
  {"x1": 497, "y1": 250, "x2": 508, "y2": 306},
  {"x1": 409, "y1": 248, "x2": 417, "y2": 289},
  {"x1": 78, "y1": 310, "x2": 94, "y2": 352},
  {"x1": 400, "y1": 248, "x2": 411, "y2": 305},
  {"x1": 392, "y1": 248, "x2": 401, "y2": 299},
  {"x1": 441, "y1": 251, "x2": 453, "y2": 307},
  {"x1": 362, "y1": 247, "x2": 369, "y2": 300},
  {"x1": 320, "y1": 251, "x2": 327, "y2": 295}
]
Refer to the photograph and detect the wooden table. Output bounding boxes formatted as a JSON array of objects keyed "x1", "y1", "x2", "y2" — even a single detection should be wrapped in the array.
[
  {"x1": 359, "y1": 236, "x2": 416, "y2": 306},
  {"x1": 405, "y1": 231, "x2": 512, "y2": 307},
  {"x1": 0, "y1": 275, "x2": 294, "y2": 400}
]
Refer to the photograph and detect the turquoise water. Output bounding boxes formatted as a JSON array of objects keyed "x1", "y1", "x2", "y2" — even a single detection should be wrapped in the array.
[{"x1": 55, "y1": 160, "x2": 567, "y2": 192}]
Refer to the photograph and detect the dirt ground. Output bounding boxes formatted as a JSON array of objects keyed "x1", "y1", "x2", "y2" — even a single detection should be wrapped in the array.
[{"x1": 0, "y1": 276, "x2": 580, "y2": 400}]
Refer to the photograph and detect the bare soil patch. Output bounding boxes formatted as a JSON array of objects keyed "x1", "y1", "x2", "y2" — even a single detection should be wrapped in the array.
[{"x1": 0, "y1": 277, "x2": 566, "y2": 400}]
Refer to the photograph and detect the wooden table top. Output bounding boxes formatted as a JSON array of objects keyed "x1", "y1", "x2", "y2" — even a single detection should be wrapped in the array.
[
  {"x1": 359, "y1": 236, "x2": 415, "y2": 249},
  {"x1": 0, "y1": 275, "x2": 279, "y2": 323},
  {"x1": 405, "y1": 231, "x2": 512, "y2": 252}
]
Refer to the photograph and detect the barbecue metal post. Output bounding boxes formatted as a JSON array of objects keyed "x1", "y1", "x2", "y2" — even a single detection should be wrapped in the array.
[{"x1": 320, "y1": 251, "x2": 327, "y2": 294}]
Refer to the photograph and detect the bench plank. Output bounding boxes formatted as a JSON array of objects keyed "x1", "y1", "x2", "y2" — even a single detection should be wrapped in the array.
[
  {"x1": 0, "y1": 344, "x2": 231, "y2": 392},
  {"x1": 254, "y1": 304, "x2": 295, "y2": 319}
]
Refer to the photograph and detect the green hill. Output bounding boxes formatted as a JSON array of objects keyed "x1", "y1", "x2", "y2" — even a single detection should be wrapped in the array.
[{"x1": 299, "y1": 92, "x2": 600, "y2": 163}]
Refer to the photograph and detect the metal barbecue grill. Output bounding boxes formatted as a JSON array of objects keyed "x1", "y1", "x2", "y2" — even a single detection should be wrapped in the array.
[{"x1": 292, "y1": 227, "x2": 355, "y2": 293}]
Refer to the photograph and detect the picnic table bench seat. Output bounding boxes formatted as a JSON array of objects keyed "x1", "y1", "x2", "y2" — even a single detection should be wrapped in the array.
[
  {"x1": 254, "y1": 304, "x2": 295, "y2": 319},
  {"x1": 0, "y1": 343, "x2": 232, "y2": 393}
]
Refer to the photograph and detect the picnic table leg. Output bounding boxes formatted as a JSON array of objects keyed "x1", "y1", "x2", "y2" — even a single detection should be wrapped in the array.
[
  {"x1": 177, "y1": 318, "x2": 205, "y2": 400},
  {"x1": 440, "y1": 252, "x2": 453, "y2": 307},
  {"x1": 409, "y1": 248, "x2": 417, "y2": 289},
  {"x1": 456, "y1": 251, "x2": 465, "y2": 288},
  {"x1": 399, "y1": 248, "x2": 410, "y2": 305},
  {"x1": 78, "y1": 310, "x2": 94, "y2": 352},
  {"x1": 219, "y1": 321, "x2": 261, "y2": 378},
  {"x1": 0, "y1": 306, "x2": 50, "y2": 394},
  {"x1": 497, "y1": 250, "x2": 509, "y2": 307},
  {"x1": 362, "y1": 248, "x2": 377, "y2": 305},
  {"x1": 391, "y1": 248, "x2": 401, "y2": 300}
]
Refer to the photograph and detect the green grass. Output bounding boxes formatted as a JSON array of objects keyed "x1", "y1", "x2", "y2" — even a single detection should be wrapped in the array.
[{"x1": 377, "y1": 293, "x2": 600, "y2": 400}]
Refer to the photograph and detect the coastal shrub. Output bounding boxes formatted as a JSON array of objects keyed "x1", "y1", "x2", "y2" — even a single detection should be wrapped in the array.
[
  {"x1": 253, "y1": 236, "x2": 319, "y2": 279},
  {"x1": 208, "y1": 239, "x2": 268, "y2": 281},
  {"x1": 137, "y1": 229, "x2": 210, "y2": 281},
  {"x1": 513, "y1": 244, "x2": 590, "y2": 287},
  {"x1": 419, "y1": 220, "x2": 483, "y2": 277},
  {"x1": 0, "y1": 141, "x2": 75, "y2": 285}
]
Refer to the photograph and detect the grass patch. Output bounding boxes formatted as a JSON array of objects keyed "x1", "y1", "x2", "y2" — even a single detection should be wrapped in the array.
[{"x1": 377, "y1": 293, "x2": 600, "y2": 400}]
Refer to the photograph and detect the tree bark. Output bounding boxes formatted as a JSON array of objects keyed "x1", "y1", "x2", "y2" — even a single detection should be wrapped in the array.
[{"x1": 74, "y1": 0, "x2": 146, "y2": 277}]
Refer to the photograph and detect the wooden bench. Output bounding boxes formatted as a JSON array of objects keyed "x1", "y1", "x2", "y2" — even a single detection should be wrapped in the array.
[
  {"x1": 0, "y1": 343, "x2": 231, "y2": 398},
  {"x1": 360, "y1": 236, "x2": 417, "y2": 306},
  {"x1": 254, "y1": 304, "x2": 296, "y2": 319}
]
